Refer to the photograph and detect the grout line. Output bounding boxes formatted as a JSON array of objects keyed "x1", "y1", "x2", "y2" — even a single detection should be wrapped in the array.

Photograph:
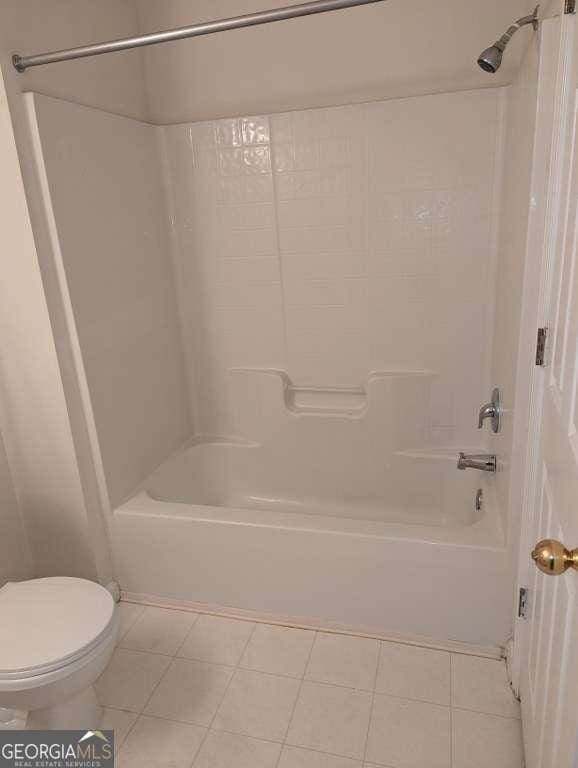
[
  {"x1": 117, "y1": 603, "x2": 146, "y2": 641},
  {"x1": 450, "y1": 653, "x2": 453, "y2": 768},
  {"x1": 268, "y1": 116, "x2": 292, "y2": 371},
  {"x1": 188, "y1": 622, "x2": 259, "y2": 768},
  {"x1": 362, "y1": 641, "x2": 382, "y2": 765},
  {"x1": 103, "y1": 707, "x2": 140, "y2": 755},
  {"x1": 450, "y1": 704, "x2": 521, "y2": 721},
  {"x1": 135, "y1": 659, "x2": 174, "y2": 717},
  {"x1": 173, "y1": 612, "x2": 201, "y2": 658},
  {"x1": 115, "y1": 644, "x2": 187, "y2": 659},
  {"x1": 273, "y1": 630, "x2": 319, "y2": 768},
  {"x1": 103, "y1": 705, "x2": 141, "y2": 715}
]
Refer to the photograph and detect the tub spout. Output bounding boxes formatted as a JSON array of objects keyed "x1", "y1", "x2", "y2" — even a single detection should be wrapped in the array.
[{"x1": 457, "y1": 452, "x2": 497, "y2": 472}]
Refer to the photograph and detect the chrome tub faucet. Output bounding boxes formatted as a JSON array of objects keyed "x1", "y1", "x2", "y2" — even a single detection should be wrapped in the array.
[{"x1": 457, "y1": 453, "x2": 497, "y2": 473}]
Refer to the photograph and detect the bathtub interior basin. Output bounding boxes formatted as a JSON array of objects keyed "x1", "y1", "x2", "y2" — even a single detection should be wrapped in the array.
[{"x1": 144, "y1": 439, "x2": 488, "y2": 527}]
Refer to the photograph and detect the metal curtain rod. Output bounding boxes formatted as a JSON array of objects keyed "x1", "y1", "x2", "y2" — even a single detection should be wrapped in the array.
[{"x1": 12, "y1": 0, "x2": 387, "y2": 73}]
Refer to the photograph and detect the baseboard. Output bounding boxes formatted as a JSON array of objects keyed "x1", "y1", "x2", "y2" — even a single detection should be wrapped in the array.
[{"x1": 121, "y1": 590, "x2": 504, "y2": 660}]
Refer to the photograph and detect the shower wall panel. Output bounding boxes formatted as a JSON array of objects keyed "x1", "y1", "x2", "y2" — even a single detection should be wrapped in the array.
[
  {"x1": 162, "y1": 88, "x2": 506, "y2": 446},
  {"x1": 491, "y1": 41, "x2": 541, "y2": 534},
  {"x1": 27, "y1": 94, "x2": 192, "y2": 507}
]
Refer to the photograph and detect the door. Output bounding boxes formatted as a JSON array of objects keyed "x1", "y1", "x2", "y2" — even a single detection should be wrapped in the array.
[{"x1": 515, "y1": 10, "x2": 578, "y2": 768}]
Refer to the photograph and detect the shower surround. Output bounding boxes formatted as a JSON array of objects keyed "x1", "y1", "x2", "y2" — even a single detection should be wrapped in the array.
[
  {"x1": 162, "y1": 88, "x2": 505, "y2": 449},
  {"x1": 26, "y1": 87, "x2": 510, "y2": 645}
]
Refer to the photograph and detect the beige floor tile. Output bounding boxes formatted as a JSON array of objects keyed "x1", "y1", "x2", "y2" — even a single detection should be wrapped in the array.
[
  {"x1": 452, "y1": 708, "x2": 524, "y2": 768},
  {"x1": 286, "y1": 681, "x2": 372, "y2": 760},
  {"x1": 117, "y1": 603, "x2": 145, "y2": 641},
  {"x1": 193, "y1": 730, "x2": 282, "y2": 768},
  {"x1": 120, "y1": 606, "x2": 198, "y2": 656},
  {"x1": 305, "y1": 633, "x2": 379, "y2": 690},
  {"x1": 100, "y1": 708, "x2": 138, "y2": 754},
  {"x1": 279, "y1": 745, "x2": 363, "y2": 768},
  {"x1": 95, "y1": 649, "x2": 170, "y2": 712},
  {"x1": 213, "y1": 669, "x2": 300, "y2": 741},
  {"x1": 451, "y1": 655, "x2": 520, "y2": 718},
  {"x1": 375, "y1": 642, "x2": 450, "y2": 705},
  {"x1": 366, "y1": 693, "x2": 450, "y2": 768},
  {"x1": 116, "y1": 715, "x2": 205, "y2": 768},
  {"x1": 240, "y1": 624, "x2": 316, "y2": 677},
  {"x1": 179, "y1": 615, "x2": 255, "y2": 665},
  {"x1": 144, "y1": 657, "x2": 233, "y2": 726}
]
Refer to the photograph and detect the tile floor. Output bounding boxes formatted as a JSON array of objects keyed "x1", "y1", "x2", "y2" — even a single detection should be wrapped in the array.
[{"x1": 97, "y1": 602, "x2": 524, "y2": 768}]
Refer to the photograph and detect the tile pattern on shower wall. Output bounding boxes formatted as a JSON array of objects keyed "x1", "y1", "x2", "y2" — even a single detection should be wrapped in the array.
[
  {"x1": 163, "y1": 116, "x2": 285, "y2": 434},
  {"x1": 271, "y1": 106, "x2": 370, "y2": 386},
  {"x1": 161, "y1": 89, "x2": 504, "y2": 442}
]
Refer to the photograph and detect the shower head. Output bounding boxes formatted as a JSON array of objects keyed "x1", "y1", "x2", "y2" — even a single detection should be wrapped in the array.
[
  {"x1": 477, "y1": 5, "x2": 539, "y2": 74},
  {"x1": 477, "y1": 44, "x2": 504, "y2": 74}
]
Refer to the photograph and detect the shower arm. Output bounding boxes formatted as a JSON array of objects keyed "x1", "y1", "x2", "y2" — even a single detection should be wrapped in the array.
[
  {"x1": 12, "y1": 0, "x2": 388, "y2": 73},
  {"x1": 493, "y1": 6, "x2": 539, "y2": 53}
]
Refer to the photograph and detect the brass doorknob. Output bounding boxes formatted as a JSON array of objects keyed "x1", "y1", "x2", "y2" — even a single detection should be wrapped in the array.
[{"x1": 531, "y1": 539, "x2": 578, "y2": 576}]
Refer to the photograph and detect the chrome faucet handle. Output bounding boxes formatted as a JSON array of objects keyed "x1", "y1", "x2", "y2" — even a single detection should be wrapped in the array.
[
  {"x1": 478, "y1": 403, "x2": 497, "y2": 428},
  {"x1": 478, "y1": 387, "x2": 501, "y2": 433}
]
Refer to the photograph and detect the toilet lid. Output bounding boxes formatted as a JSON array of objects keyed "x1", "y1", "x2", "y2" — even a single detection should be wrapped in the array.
[{"x1": 0, "y1": 577, "x2": 116, "y2": 679}]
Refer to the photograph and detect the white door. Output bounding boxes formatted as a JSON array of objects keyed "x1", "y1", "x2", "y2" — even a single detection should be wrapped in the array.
[{"x1": 515, "y1": 10, "x2": 578, "y2": 768}]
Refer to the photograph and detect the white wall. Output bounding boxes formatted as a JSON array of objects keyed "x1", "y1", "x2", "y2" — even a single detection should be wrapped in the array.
[
  {"x1": 0, "y1": 1, "x2": 149, "y2": 580},
  {"x1": 0, "y1": 68, "x2": 104, "y2": 580},
  {"x1": 136, "y1": 0, "x2": 532, "y2": 124},
  {"x1": 0, "y1": 0, "x2": 147, "y2": 122},
  {"x1": 163, "y1": 88, "x2": 506, "y2": 445},
  {"x1": 0, "y1": 426, "x2": 31, "y2": 585},
  {"x1": 543, "y1": 0, "x2": 566, "y2": 16},
  {"x1": 27, "y1": 94, "x2": 192, "y2": 508}
]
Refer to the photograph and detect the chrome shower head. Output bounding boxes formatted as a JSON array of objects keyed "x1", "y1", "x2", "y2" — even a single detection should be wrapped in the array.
[
  {"x1": 477, "y1": 45, "x2": 504, "y2": 74},
  {"x1": 477, "y1": 5, "x2": 539, "y2": 74}
]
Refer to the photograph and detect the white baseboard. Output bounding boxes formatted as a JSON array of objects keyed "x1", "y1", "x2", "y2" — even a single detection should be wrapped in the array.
[{"x1": 121, "y1": 590, "x2": 504, "y2": 660}]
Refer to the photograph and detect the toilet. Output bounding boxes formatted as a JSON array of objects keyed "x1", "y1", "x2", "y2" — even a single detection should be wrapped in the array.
[{"x1": 0, "y1": 577, "x2": 118, "y2": 729}]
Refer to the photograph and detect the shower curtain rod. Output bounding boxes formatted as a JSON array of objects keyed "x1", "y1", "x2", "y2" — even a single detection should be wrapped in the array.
[{"x1": 12, "y1": 0, "x2": 387, "y2": 73}]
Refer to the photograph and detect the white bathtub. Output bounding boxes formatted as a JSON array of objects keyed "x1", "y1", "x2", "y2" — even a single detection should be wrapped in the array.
[{"x1": 113, "y1": 436, "x2": 512, "y2": 647}]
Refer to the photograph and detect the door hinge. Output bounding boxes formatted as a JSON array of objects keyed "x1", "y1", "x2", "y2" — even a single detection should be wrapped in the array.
[
  {"x1": 536, "y1": 327, "x2": 548, "y2": 367},
  {"x1": 518, "y1": 587, "x2": 529, "y2": 619},
  {"x1": 566, "y1": 0, "x2": 576, "y2": 14}
]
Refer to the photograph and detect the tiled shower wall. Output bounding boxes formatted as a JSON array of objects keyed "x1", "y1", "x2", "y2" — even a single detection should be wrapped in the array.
[{"x1": 163, "y1": 88, "x2": 506, "y2": 444}]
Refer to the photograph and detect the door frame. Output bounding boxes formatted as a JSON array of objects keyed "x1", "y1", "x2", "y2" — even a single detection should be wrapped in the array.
[{"x1": 510, "y1": 10, "x2": 575, "y2": 693}]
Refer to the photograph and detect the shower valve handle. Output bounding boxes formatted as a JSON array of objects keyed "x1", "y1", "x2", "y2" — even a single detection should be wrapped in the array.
[{"x1": 478, "y1": 388, "x2": 501, "y2": 433}]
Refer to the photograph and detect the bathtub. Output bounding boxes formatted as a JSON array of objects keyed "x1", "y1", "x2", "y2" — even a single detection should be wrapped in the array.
[
  {"x1": 113, "y1": 445, "x2": 511, "y2": 647},
  {"x1": 113, "y1": 369, "x2": 512, "y2": 647}
]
